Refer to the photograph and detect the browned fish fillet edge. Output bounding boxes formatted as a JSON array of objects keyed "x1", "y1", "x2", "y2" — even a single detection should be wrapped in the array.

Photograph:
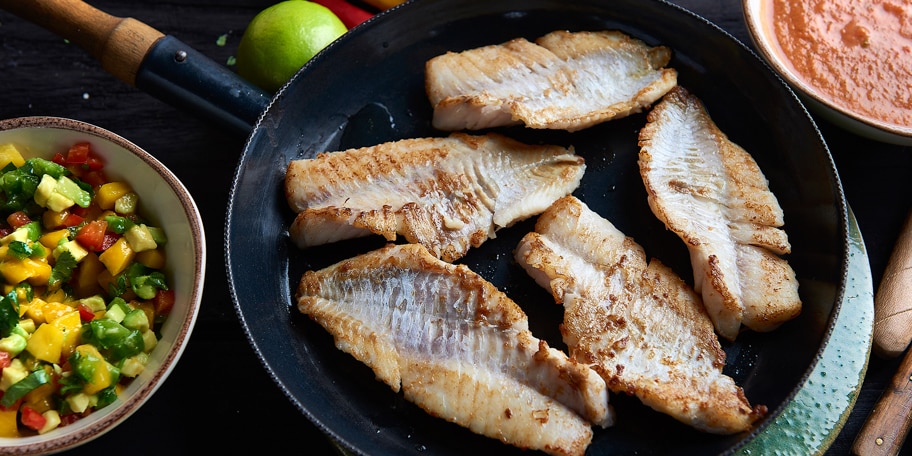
[
  {"x1": 284, "y1": 132, "x2": 585, "y2": 262},
  {"x1": 514, "y1": 196, "x2": 767, "y2": 435},
  {"x1": 637, "y1": 86, "x2": 802, "y2": 341},
  {"x1": 425, "y1": 30, "x2": 678, "y2": 132},
  {"x1": 295, "y1": 243, "x2": 614, "y2": 456}
]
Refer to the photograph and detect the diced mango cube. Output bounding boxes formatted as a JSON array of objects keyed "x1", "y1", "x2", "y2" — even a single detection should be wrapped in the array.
[
  {"x1": 0, "y1": 258, "x2": 52, "y2": 285},
  {"x1": 26, "y1": 323, "x2": 64, "y2": 363},
  {"x1": 39, "y1": 229, "x2": 69, "y2": 250},
  {"x1": 74, "y1": 345, "x2": 115, "y2": 394},
  {"x1": 51, "y1": 311, "x2": 82, "y2": 356},
  {"x1": 0, "y1": 409, "x2": 19, "y2": 437},
  {"x1": 0, "y1": 143, "x2": 25, "y2": 169},
  {"x1": 98, "y1": 237, "x2": 134, "y2": 276},
  {"x1": 39, "y1": 301, "x2": 74, "y2": 323},
  {"x1": 96, "y1": 182, "x2": 132, "y2": 210},
  {"x1": 136, "y1": 248, "x2": 166, "y2": 269},
  {"x1": 73, "y1": 252, "x2": 105, "y2": 297}
]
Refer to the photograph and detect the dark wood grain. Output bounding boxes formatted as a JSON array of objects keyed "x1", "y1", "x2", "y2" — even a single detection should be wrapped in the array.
[{"x1": 1, "y1": 1, "x2": 910, "y2": 454}]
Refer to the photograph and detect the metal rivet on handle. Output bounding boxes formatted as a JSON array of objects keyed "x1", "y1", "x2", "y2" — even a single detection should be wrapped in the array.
[{"x1": 174, "y1": 50, "x2": 188, "y2": 63}]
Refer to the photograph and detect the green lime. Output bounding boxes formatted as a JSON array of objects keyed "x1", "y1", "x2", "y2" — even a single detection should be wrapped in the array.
[{"x1": 236, "y1": 0, "x2": 348, "y2": 92}]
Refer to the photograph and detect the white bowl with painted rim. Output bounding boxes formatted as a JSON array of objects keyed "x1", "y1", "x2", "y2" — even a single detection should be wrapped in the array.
[
  {"x1": 743, "y1": 0, "x2": 912, "y2": 146},
  {"x1": 0, "y1": 116, "x2": 206, "y2": 454}
]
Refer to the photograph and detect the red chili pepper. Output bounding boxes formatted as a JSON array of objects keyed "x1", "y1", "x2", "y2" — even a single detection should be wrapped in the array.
[{"x1": 312, "y1": 0, "x2": 373, "y2": 28}]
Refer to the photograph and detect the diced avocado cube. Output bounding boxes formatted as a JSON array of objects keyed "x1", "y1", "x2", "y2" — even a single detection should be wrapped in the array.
[
  {"x1": 33, "y1": 174, "x2": 58, "y2": 208},
  {"x1": 120, "y1": 352, "x2": 149, "y2": 378},
  {"x1": 0, "y1": 359, "x2": 28, "y2": 391},
  {"x1": 122, "y1": 308, "x2": 149, "y2": 332},
  {"x1": 55, "y1": 176, "x2": 91, "y2": 208},
  {"x1": 124, "y1": 224, "x2": 157, "y2": 252},
  {"x1": 0, "y1": 333, "x2": 27, "y2": 356},
  {"x1": 53, "y1": 239, "x2": 88, "y2": 262},
  {"x1": 45, "y1": 191, "x2": 75, "y2": 213},
  {"x1": 147, "y1": 226, "x2": 167, "y2": 244},
  {"x1": 79, "y1": 295, "x2": 107, "y2": 313},
  {"x1": 66, "y1": 392, "x2": 91, "y2": 414},
  {"x1": 102, "y1": 301, "x2": 129, "y2": 323},
  {"x1": 1, "y1": 222, "x2": 43, "y2": 246},
  {"x1": 141, "y1": 329, "x2": 158, "y2": 353}
]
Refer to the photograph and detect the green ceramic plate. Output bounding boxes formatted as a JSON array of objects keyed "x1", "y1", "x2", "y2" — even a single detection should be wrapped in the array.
[{"x1": 740, "y1": 207, "x2": 873, "y2": 455}]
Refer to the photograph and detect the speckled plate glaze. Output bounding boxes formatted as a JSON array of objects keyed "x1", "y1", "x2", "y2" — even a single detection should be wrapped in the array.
[{"x1": 740, "y1": 208, "x2": 873, "y2": 455}]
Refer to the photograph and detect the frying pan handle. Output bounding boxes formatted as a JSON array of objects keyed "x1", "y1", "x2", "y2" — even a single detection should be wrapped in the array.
[
  {"x1": 852, "y1": 345, "x2": 912, "y2": 455},
  {"x1": 872, "y1": 209, "x2": 912, "y2": 358},
  {"x1": 0, "y1": 0, "x2": 270, "y2": 134}
]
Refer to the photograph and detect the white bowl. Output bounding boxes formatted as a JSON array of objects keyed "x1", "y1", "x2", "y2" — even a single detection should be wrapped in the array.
[
  {"x1": 743, "y1": 0, "x2": 912, "y2": 146},
  {"x1": 0, "y1": 116, "x2": 205, "y2": 454}
]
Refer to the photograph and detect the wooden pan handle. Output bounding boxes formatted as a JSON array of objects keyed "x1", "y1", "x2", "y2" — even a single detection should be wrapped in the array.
[
  {"x1": 872, "y1": 209, "x2": 912, "y2": 359},
  {"x1": 853, "y1": 345, "x2": 912, "y2": 455},
  {"x1": 0, "y1": 0, "x2": 164, "y2": 86}
]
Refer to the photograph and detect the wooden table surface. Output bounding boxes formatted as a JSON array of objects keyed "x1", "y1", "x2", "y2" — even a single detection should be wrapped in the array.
[{"x1": 1, "y1": 0, "x2": 910, "y2": 454}]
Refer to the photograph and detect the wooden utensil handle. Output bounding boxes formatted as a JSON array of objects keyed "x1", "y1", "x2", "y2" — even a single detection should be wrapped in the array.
[
  {"x1": 873, "y1": 209, "x2": 912, "y2": 358},
  {"x1": 0, "y1": 0, "x2": 164, "y2": 85},
  {"x1": 853, "y1": 345, "x2": 912, "y2": 455}
]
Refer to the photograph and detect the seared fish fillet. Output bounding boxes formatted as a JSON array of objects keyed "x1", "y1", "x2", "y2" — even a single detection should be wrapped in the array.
[
  {"x1": 285, "y1": 132, "x2": 585, "y2": 262},
  {"x1": 295, "y1": 243, "x2": 614, "y2": 456},
  {"x1": 515, "y1": 196, "x2": 765, "y2": 434},
  {"x1": 638, "y1": 87, "x2": 801, "y2": 341},
  {"x1": 426, "y1": 30, "x2": 677, "y2": 132}
]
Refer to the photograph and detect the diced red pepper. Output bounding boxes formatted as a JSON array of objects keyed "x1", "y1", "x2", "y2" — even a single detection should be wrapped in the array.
[
  {"x1": 6, "y1": 211, "x2": 31, "y2": 229},
  {"x1": 81, "y1": 169, "x2": 108, "y2": 188},
  {"x1": 65, "y1": 143, "x2": 91, "y2": 165},
  {"x1": 0, "y1": 351, "x2": 11, "y2": 369},
  {"x1": 312, "y1": 0, "x2": 373, "y2": 28},
  {"x1": 77, "y1": 303, "x2": 96, "y2": 322},
  {"x1": 62, "y1": 212, "x2": 85, "y2": 228},
  {"x1": 51, "y1": 152, "x2": 66, "y2": 166},
  {"x1": 75, "y1": 220, "x2": 107, "y2": 251},
  {"x1": 20, "y1": 405, "x2": 46, "y2": 431},
  {"x1": 153, "y1": 289, "x2": 175, "y2": 316}
]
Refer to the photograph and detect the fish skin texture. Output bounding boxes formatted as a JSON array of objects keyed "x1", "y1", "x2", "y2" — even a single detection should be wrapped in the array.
[
  {"x1": 637, "y1": 86, "x2": 801, "y2": 341},
  {"x1": 285, "y1": 132, "x2": 585, "y2": 262},
  {"x1": 514, "y1": 196, "x2": 765, "y2": 434},
  {"x1": 426, "y1": 30, "x2": 678, "y2": 132},
  {"x1": 295, "y1": 243, "x2": 614, "y2": 456}
]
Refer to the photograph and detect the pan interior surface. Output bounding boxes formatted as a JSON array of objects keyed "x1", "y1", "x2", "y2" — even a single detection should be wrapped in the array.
[{"x1": 226, "y1": 0, "x2": 848, "y2": 454}]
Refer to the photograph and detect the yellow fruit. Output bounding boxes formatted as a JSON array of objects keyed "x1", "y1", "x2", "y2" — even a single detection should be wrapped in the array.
[{"x1": 236, "y1": 0, "x2": 347, "y2": 92}]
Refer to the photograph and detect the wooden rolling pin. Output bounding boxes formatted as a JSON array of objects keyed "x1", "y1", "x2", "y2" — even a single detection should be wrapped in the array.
[
  {"x1": 872, "y1": 209, "x2": 912, "y2": 359},
  {"x1": 853, "y1": 209, "x2": 912, "y2": 455}
]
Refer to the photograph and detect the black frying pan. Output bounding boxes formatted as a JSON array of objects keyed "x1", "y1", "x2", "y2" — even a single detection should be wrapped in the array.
[{"x1": 1, "y1": 0, "x2": 849, "y2": 454}]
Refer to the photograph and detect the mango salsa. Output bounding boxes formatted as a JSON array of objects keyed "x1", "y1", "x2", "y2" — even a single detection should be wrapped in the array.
[{"x1": 0, "y1": 141, "x2": 172, "y2": 437}]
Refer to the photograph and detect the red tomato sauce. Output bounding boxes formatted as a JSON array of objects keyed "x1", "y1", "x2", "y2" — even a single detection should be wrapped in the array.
[{"x1": 769, "y1": 0, "x2": 912, "y2": 128}]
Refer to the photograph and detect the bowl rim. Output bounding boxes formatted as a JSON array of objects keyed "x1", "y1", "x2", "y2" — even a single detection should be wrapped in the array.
[
  {"x1": 742, "y1": 0, "x2": 912, "y2": 145},
  {"x1": 0, "y1": 116, "x2": 206, "y2": 454}
]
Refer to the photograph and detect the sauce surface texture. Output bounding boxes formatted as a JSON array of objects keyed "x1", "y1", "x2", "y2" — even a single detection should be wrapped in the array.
[{"x1": 770, "y1": 0, "x2": 912, "y2": 128}]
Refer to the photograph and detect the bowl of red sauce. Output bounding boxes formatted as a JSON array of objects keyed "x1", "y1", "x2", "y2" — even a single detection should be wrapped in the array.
[
  {"x1": 0, "y1": 116, "x2": 205, "y2": 454},
  {"x1": 743, "y1": 0, "x2": 912, "y2": 145}
]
